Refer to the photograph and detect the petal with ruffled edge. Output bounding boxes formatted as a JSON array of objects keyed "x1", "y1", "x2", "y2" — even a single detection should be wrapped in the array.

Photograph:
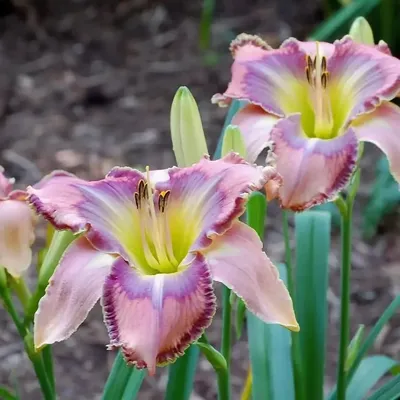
[
  {"x1": 28, "y1": 168, "x2": 146, "y2": 258},
  {"x1": 328, "y1": 36, "x2": 400, "y2": 128},
  {"x1": 102, "y1": 253, "x2": 216, "y2": 375},
  {"x1": 271, "y1": 114, "x2": 358, "y2": 211},
  {"x1": 212, "y1": 35, "x2": 312, "y2": 119},
  {"x1": 156, "y1": 153, "x2": 274, "y2": 255},
  {"x1": 352, "y1": 101, "x2": 400, "y2": 182},
  {"x1": 232, "y1": 104, "x2": 280, "y2": 163},
  {"x1": 203, "y1": 220, "x2": 298, "y2": 331},
  {"x1": 34, "y1": 236, "x2": 115, "y2": 348},
  {"x1": 0, "y1": 199, "x2": 35, "y2": 277}
]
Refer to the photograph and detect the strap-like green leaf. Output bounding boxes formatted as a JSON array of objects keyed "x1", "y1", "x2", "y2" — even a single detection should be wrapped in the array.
[
  {"x1": 295, "y1": 211, "x2": 331, "y2": 400},
  {"x1": 309, "y1": 0, "x2": 380, "y2": 41},
  {"x1": 102, "y1": 351, "x2": 145, "y2": 400},
  {"x1": 246, "y1": 192, "x2": 294, "y2": 400},
  {"x1": 164, "y1": 345, "x2": 199, "y2": 400},
  {"x1": 0, "y1": 386, "x2": 17, "y2": 400},
  {"x1": 367, "y1": 374, "x2": 400, "y2": 400},
  {"x1": 328, "y1": 296, "x2": 400, "y2": 400},
  {"x1": 346, "y1": 356, "x2": 398, "y2": 400}
]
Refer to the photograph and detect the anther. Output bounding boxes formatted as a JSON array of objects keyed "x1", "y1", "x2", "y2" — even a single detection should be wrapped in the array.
[
  {"x1": 321, "y1": 56, "x2": 327, "y2": 72},
  {"x1": 306, "y1": 55, "x2": 313, "y2": 71},
  {"x1": 321, "y1": 71, "x2": 329, "y2": 89},
  {"x1": 158, "y1": 190, "x2": 171, "y2": 213},
  {"x1": 306, "y1": 67, "x2": 311, "y2": 84},
  {"x1": 138, "y1": 180, "x2": 145, "y2": 199},
  {"x1": 134, "y1": 192, "x2": 140, "y2": 209}
]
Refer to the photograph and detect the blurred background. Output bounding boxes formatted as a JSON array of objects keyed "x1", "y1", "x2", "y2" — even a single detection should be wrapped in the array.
[{"x1": 0, "y1": 0, "x2": 399, "y2": 398}]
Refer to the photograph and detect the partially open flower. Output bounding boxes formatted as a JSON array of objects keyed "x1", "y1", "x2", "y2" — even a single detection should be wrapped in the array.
[
  {"x1": 28, "y1": 155, "x2": 298, "y2": 375},
  {"x1": 0, "y1": 167, "x2": 36, "y2": 277},
  {"x1": 213, "y1": 34, "x2": 400, "y2": 211}
]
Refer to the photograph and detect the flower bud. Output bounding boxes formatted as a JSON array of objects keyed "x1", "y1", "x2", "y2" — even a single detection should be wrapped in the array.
[
  {"x1": 170, "y1": 86, "x2": 209, "y2": 167},
  {"x1": 349, "y1": 17, "x2": 374, "y2": 45},
  {"x1": 221, "y1": 125, "x2": 247, "y2": 158}
]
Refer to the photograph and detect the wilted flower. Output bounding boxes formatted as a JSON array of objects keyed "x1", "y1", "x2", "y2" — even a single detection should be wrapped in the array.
[
  {"x1": 213, "y1": 34, "x2": 400, "y2": 210},
  {"x1": 28, "y1": 155, "x2": 298, "y2": 375},
  {"x1": 0, "y1": 167, "x2": 36, "y2": 277}
]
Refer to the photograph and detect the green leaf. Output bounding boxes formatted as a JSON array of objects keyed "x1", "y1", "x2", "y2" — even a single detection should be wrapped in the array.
[
  {"x1": 199, "y1": 0, "x2": 216, "y2": 51},
  {"x1": 213, "y1": 100, "x2": 244, "y2": 159},
  {"x1": 328, "y1": 296, "x2": 400, "y2": 400},
  {"x1": 309, "y1": 0, "x2": 381, "y2": 41},
  {"x1": 362, "y1": 157, "x2": 400, "y2": 239},
  {"x1": 346, "y1": 356, "x2": 398, "y2": 400},
  {"x1": 121, "y1": 369, "x2": 146, "y2": 400},
  {"x1": 195, "y1": 339, "x2": 227, "y2": 373},
  {"x1": 0, "y1": 386, "x2": 17, "y2": 400},
  {"x1": 246, "y1": 192, "x2": 294, "y2": 400},
  {"x1": 235, "y1": 298, "x2": 246, "y2": 339},
  {"x1": 345, "y1": 325, "x2": 365, "y2": 372},
  {"x1": 367, "y1": 374, "x2": 400, "y2": 400},
  {"x1": 165, "y1": 345, "x2": 199, "y2": 400},
  {"x1": 102, "y1": 351, "x2": 145, "y2": 400},
  {"x1": 295, "y1": 211, "x2": 331, "y2": 400},
  {"x1": 247, "y1": 265, "x2": 295, "y2": 400}
]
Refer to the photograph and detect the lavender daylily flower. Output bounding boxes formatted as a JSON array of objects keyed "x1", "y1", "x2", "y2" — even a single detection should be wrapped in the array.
[
  {"x1": 213, "y1": 34, "x2": 400, "y2": 211},
  {"x1": 28, "y1": 154, "x2": 298, "y2": 375},
  {"x1": 0, "y1": 167, "x2": 36, "y2": 277}
]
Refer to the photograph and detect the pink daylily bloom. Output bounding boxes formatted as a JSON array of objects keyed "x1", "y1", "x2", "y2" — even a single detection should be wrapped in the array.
[
  {"x1": 212, "y1": 34, "x2": 400, "y2": 211},
  {"x1": 28, "y1": 154, "x2": 298, "y2": 375},
  {"x1": 0, "y1": 167, "x2": 36, "y2": 277}
]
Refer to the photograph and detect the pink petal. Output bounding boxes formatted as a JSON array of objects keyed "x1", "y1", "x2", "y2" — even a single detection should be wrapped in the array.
[
  {"x1": 352, "y1": 102, "x2": 400, "y2": 182},
  {"x1": 0, "y1": 167, "x2": 13, "y2": 198},
  {"x1": 28, "y1": 168, "x2": 146, "y2": 257},
  {"x1": 285, "y1": 39, "x2": 334, "y2": 58},
  {"x1": 328, "y1": 36, "x2": 400, "y2": 122},
  {"x1": 204, "y1": 221, "x2": 298, "y2": 331},
  {"x1": 212, "y1": 34, "x2": 309, "y2": 117},
  {"x1": 0, "y1": 199, "x2": 35, "y2": 277},
  {"x1": 232, "y1": 104, "x2": 280, "y2": 163},
  {"x1": 156, "y1": 154, "x2": 272, "y2": 251},
  {"x1": 34, "y1": 236, "x2": 114, "y2": 348},
  {"x1": 103, "y1": 254, "x2": 216, "y2": 375},
  {"x1": 271, "y1": 114, "x2": 358, "y2": 211}
]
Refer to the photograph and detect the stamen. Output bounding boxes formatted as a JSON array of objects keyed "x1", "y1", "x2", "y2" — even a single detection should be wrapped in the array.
[
  {"x1": 158, "y1": 190, "x2": 171, "y2": 213},
  {"x1": 305, "y1": 42, "x2": 334, "y2": 139}
]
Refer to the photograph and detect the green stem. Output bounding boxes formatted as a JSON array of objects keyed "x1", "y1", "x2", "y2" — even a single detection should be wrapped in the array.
[
  {"x1": 198, "y1": 335, "x2": 230, "y2": 400},
  {"x1": 220, "y1": 286, "x2": 231, "y2": 400},
  {"x1": 282, "y1": 211, "x2": 304, "y2": 400},
  {"x1": 336, "y1": 198, "x2": 353, "y2": 400},
  {"x1": 9, "y1": 276, "x2": 31, "y2": 313},
  {"x1": 0, "y1": 289, "x2": 54, "y2": 400},
  {"x1": 42, "y1": 346, "x2": 55, "y2": 392}
]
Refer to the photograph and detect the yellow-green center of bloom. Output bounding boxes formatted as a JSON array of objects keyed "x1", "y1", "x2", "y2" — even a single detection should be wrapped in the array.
[
  {"x1": 119, "y1": 168, "x2": 197, "y2": 276},
  {"x1": 279, "y1": 42, "x2": 352, "y2": 140}
]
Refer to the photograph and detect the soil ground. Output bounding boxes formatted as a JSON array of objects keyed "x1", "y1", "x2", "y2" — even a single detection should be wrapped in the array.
[{"x1": 0, "y1": 1, "x2": 399, "y2": 399}]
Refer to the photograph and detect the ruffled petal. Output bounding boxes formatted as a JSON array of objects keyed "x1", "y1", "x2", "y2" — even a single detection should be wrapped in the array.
[
  {"x1": 34, "y1": 236, "x2": 114, "y2": 348},
  {"x1": 204, "y1": 221, "x2": 298, "y2": 331},
  {"x1": 103, "y1": 254, "x2": 216, "y2": 375},
  {"x1": 212, "y1": 35, "x2": 310, "y2": 118},
  {"x1": 271, "y1": 114, "x2": 358, "y2": 211},
  {"x1": 0, "y1": 199, "x2": 35, "y2": 277},
  {"x1": 286, "y1": 39, "x2": 334, "y2": 58},
  {"x1": 28, "y1": 168, "x2": 146, "y2": 257},
  {"x1": 352, "y1": 102, "x2": 400, "y2": 182},
  {"x1": 232, "y1": 104, "x2": 280, "y2": 163},
  {"x1": 156, "y1": 154, "x2": 273, "y2": 252},
  {"x1": 328, "y1": 36, "x2": 400, "y2": 124}
]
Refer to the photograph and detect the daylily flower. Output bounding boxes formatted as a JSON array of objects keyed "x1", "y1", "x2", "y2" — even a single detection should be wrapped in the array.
[
  {"x1": 28, "y1": 154, "x2": 298, "y2": 375},
  {"x1": 212, "y1": 34, "x2": 400, "y2": 210},
  {"x1": 0, "y1": 166, "x2": 36, "y2": 277}
]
